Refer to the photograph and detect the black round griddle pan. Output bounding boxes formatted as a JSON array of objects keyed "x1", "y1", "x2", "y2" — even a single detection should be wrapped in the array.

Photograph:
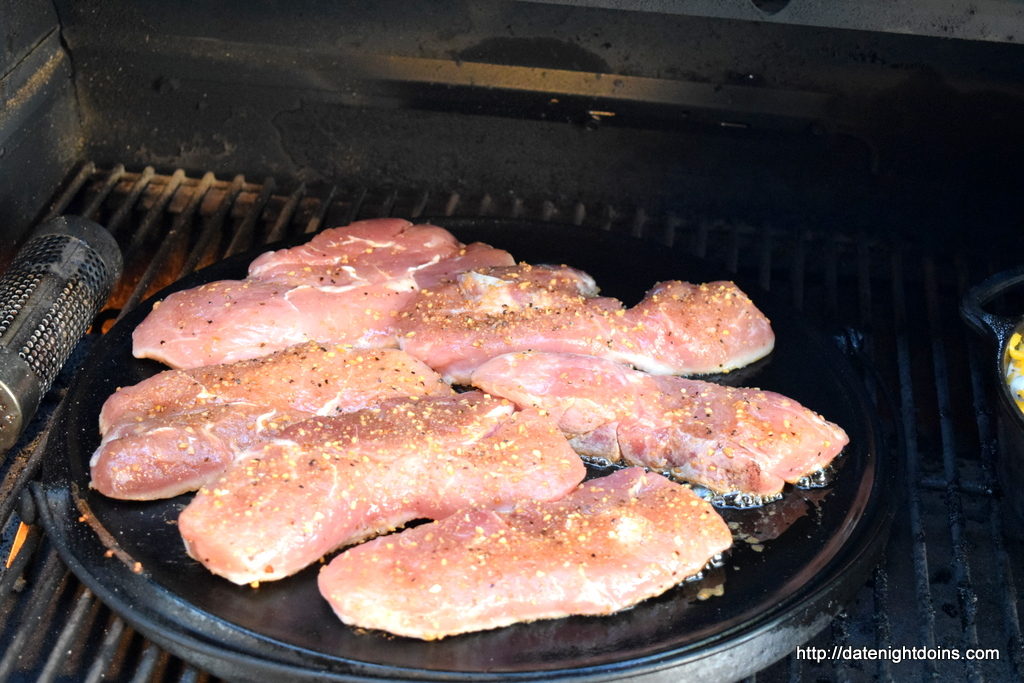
[{"x1": 34, "y1": 219, "x2": 894, "y2": 682}]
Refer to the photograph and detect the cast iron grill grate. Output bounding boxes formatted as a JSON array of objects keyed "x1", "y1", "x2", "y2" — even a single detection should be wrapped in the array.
[{"x1": 0, "y1": 163, "x2": 1022, "y2": 681}]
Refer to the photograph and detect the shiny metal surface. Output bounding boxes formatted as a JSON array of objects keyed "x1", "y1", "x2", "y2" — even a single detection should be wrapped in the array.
[{"x1": 0, "y1": 217, "x2": 121, "y2": 451}]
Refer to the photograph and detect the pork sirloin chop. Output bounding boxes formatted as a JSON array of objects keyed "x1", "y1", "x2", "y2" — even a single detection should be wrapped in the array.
[
  {"x1": 178, "y1": 392, "x2": 586, "y2": 585},
  {"x1": 471, "y1": 351, "x2": 848, "y2": 499},
  {"x1": 91, "y1": 343, "x2": 452, "y2": 500},
  {"x1": 396, "y1": 264, "x2": 775, "y2": 384},
  {"x1": 132, "y1": 218, "x2": 514, "y2": 368},
  {"x1": 318, "y1": 467, "x2": 732, "y2": 640}
]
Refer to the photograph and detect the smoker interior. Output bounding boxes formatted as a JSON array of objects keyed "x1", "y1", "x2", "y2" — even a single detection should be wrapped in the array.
[{"x1": 2, "y1": 1, "x2": 1024, "y2": 681}]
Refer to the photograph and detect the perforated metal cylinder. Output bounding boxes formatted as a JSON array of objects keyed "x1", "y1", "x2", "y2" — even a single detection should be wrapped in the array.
[{"x1": 0, "y1": 216, "x2": 122, "y2": 451}]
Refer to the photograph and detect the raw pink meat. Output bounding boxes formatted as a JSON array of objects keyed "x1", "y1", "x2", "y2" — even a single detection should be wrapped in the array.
[
  {"x1": 246, "y1": 218, "x2": 457, "y2": 284},
  {"x1": 91, "y1": 343, "x2": 452, "y2": 500},
  {"x1": 471, "y1": 351, "x2": 848, "y2": 498},
  {"x1": 132, "y1": 219, "x2": 513, "y2": 368},
  {"x1": 178, "y1": 392, "x2": 586, "y2": 585},
  {"x1": 397, "y1": 264, "x2": 775, "y2": 384},
  {"x1": 318, "y1": 467, "x2": 732, "y2": 640}
]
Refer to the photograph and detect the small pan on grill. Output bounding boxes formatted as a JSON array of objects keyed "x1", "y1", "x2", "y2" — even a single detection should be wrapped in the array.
[
  {"x1": 33, "y1": 219, "x2": 893, "y2": 682},
  {"x1": 961, "y1": 266, "x2": 1024, "y2": 523}
]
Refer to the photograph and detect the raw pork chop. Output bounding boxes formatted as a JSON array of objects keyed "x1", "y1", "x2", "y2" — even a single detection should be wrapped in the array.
[
  {"x1": 132, "y1": 218, "x2": 514, "y2": 368},
  {"x1": 397, "y1": 264, "x2": 775, "y2": 384},
  {"x1": 318, "y1": 467, "x2": 732, "y2": 640},
  {"x1": 178, "y1": 392, "x2": 586, "y2": 585},
  {"x1": 471, "y1": 351, "x2": 848, "y2": 499},
  {"x1": 91, "y1": 343, "x2": 451, "y2": 500}
]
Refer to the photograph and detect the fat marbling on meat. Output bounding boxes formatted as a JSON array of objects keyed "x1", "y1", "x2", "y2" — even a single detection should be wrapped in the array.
[
  {"x1": 91, "y1": 342, "x2": 451, "y2": 500},
  {"x1": 318, "y1": 467, "x2": 732, "y2": 640},
  {"x1": 178, "y1": 392, "x2": 586, "y2": 585},
  {"x1": 132, "y1": 218, "x2": 514, "y2": 368},
  {"x1": 397, "y1": 263, "x2": 775, "y2": 384},
  {"x1": 471, "y1": 351, "x2": 848, "y2": 499}
]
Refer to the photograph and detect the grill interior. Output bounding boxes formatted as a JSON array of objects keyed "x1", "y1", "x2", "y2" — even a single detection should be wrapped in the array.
[{"x1": 0, "y1": 163, "x2": 1022, "y2": 681}]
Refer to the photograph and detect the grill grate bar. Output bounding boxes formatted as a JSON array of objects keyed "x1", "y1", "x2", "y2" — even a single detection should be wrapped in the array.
[
  {"x1": 0, "y1": 440, "x2": 48, "y2": 538},
  {"x1": 304, "y1": 185, "x2": 337, "y2": 234},
  {"x1": 542, "y1": 200, "x2": 559, "y2": 223},
  {"x1": 873, "y1": 562, "x2": 894, "y2": 681},
  {"x1": 84, "y1": 616, "x2": 128, "y2": 683},
  {"x1": 180, "y1": 174, "x2": 246, "y2": 277},
  {"x1": 42, "y1": 161, "x2": 96, "y2": 222},
  {"x1": 38, "y1": 587, "x2": 96, "y2": 683},
  {"x1": 409, "y1": 189, "x2": 430, "y2": 219},
  {"x1": 380, "y1": 188, "x2": 399, "y2": 218},
  {"x1": 266, "y1": 182, "x2": 306, "y2": 243},
  {"x1": 829, "y1": 610, "x2": 854, "y2": 680},
  {"x1": 80, "y1": 163, "x2": 126, "y2": 220},
  {"x1": 130, "y1": 642, "x2": 164, "y2": 683},
  {"x1": 344, "y1": 187, "x2": 369, "y2": 225},
  {"x1": 121, "y1": 172, "x2": 216, "y2": 316},
  {"x1": 0, "y1": 547, "x2": 68, "y2": 680},
  {"x1": 477, "y1": 193, "x2": 494, "y2": 217},
  {"x1": 444, "y1": 192, "x2": 461, "y2": 217},
  {"x1": 224, "y1": 176, "x2": 276, "y2": 257},
  {"x1": 890, "y1": 249, "x2": 939, "y2": 677},
  {"x1": 123, "y1": 169, "x2": 186, "y2": 259},
  {"x1": 177, "y1": 665, "x2": 205, "y2": 683},
  {"x1": 850, "y1": 235, "x2": 896, "y2": 682},
  {"x1": 572, "y1": 201, "x2": 586, "y2": 227},
  {"x1": 923, "y1": 257, "x2": 982, "y2": 679},
  {"x1": 107, "y1": 166, "x2": 156, "y2": 237},
  {"x1": 510, "y1": 196, "x2": 525, "y2": 219}
]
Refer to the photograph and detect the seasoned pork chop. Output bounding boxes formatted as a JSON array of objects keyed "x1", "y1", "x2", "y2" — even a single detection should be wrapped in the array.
[
  {"x1": 472, "y1": 351, "x2": 848, "y2": 498},
  {"x1": 397, "y1": 264, "x2": 775, "y2": 384},
  {"x1": 132, "y1": 219, "x2": 514, "y2": 368},
  {"x1": 91, "y1": 343, "x2": 451, "y2": 500},
  {"x1": 178, "y1": 393, "x2": 586, "y2": 585},
  {"x1": 318, "y1": 467, "x2": 732, "y2": 640}
]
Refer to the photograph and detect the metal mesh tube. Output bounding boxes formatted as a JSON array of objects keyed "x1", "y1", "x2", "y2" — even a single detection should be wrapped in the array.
[{"x1": 0, "y1": 216, "x2": 122, "y2": 451}]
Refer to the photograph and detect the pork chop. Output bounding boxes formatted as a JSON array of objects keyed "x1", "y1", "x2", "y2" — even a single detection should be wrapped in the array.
[
  {"x1": 132, "y1": 219, "x2": 514, "y2": 368},
  {"x1": 178, "y1": 392, "x2": 586, "y2": 585},
  {"x1": 471, "y1": 351, "x2": 848, "y2": 499},
  {"x1": 317, "y1": 467, "x2": 732, "y2": 640},
  {"x1": 91, "y1": 343, "x2": 452, "y2": 500},
  {"x1": 397, "y1": 264, "x2": 775, "y2": 384}
]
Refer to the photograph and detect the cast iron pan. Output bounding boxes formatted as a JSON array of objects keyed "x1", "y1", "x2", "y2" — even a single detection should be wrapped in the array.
[
  {"x1": 961, "y1": 266, "x2": 1024, "y2": 522},
  {"x1": 34, "y1": 219, "x2": 893, "y2": 682}
]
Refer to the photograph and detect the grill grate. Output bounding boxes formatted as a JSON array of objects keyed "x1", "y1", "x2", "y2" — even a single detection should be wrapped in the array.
[{"x1": 1, "y1": 163, "x2": 1022, "y2": 681}]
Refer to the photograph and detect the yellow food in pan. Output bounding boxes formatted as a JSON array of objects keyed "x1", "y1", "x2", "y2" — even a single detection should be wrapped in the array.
[{"x1": 1007, "y1": 332, "x2": 1024, "y2": 410}]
